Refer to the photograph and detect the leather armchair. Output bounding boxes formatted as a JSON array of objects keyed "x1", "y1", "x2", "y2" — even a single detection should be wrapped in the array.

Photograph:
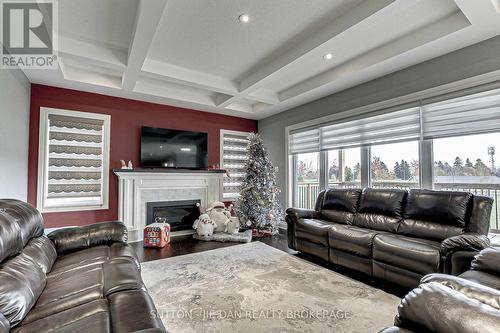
[
  {"x1": 381, "y1": 247, "x2": 500, "y2": 333},
  {"x1": 388, "y1": 282, "x2": 500, "y2": 333},
  {"x1": 48, "y1": 221, "x2": 128, "y2": 254}
]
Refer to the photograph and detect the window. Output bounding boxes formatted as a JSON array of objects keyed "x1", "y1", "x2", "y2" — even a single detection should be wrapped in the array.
[
  {"x1": 294, "y1": 152, "x2": 320, "y2": 209},
  {"x1": 433, "y1": 133, "x2": 500, "y2": 231},
  {"x1": 37, "y1": 107, "x2": 110, "y2": 212},
  {"x1": 327, "y1": 150, "x2": 340, "y2": 184},
  {"x1": 342, "y1": 148, "x2": 361, "y2": 187},
  {"x1": 220, "y1": 130, "x2": 251, "y2": 200},
  {"x1": 371, "y1": 141, "x2": 419, "y2": 189}
]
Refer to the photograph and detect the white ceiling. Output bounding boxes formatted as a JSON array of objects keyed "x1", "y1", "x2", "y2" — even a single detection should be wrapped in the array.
[{"x1": 24, "y1": 0, "x2": 500, "y2": 120}]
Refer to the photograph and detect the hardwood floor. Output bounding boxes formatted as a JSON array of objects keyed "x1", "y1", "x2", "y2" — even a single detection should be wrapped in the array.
[
  {"x1": 130, "y1": 229, "x2": 408, "y2": 298},
  {"x1": 130, "y1": 229, "x2": 294, "y2": 263}
]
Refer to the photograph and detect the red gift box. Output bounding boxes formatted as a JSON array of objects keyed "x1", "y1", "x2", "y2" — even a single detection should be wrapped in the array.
[{"x1": 143, "y1": 223, "x2": 171, "y2": 248}]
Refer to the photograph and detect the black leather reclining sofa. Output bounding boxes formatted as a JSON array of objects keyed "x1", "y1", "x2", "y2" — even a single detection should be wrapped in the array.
[
  {"x1": 0, "y1": 199, "x2": 166, "y2": 333},
  {"x1": 286, "y1": 188, "x2": 493, "y2": 288}
]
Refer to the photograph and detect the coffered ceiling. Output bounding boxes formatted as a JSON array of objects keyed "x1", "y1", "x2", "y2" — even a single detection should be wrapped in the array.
[{"x1": 23, "y1": 0, "x2": 500, "y2": 120}]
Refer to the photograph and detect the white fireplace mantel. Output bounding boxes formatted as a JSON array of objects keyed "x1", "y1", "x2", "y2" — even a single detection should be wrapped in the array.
[{"x1": 114, "y1": 169, "x2": 224, "y2": 242}]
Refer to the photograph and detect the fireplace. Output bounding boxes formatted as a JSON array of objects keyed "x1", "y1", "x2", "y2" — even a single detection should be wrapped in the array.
[{"x1": 146, "y1": 200, "x2": 201, "y2": 232}]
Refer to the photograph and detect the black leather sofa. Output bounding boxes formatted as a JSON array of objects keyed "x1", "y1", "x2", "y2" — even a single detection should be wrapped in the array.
[
  {"x1": 0, "y1": 199, "x2": 166, "y2": 333},
  {"x1": 381, "y1": 246, "x2": 500, "y2": 333},
  {"x1": 286, "y1": 188, "x2": 493, "y2": 288}
]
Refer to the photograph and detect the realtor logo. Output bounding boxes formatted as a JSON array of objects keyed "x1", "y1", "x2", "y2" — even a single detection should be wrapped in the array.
[{"x1": 1, "y1": 0, "x2": 58, "y2": 69}]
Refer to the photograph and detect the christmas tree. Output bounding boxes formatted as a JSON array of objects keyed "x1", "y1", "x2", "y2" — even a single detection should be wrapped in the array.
[{"x1": 236, "y1": 133, "x2": 283, "y2": 235}]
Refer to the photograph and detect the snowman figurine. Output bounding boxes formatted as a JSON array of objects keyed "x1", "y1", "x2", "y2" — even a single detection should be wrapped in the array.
[
  {"x1": 206, "y1": 201, "x2": 232, "y2": 233},
  {"x1": 192, "y1": 213, "x2": 216, "y2": 237}
]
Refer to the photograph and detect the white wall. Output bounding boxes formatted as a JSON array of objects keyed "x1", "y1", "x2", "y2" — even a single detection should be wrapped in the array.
[{"x1": 0, "y1": 68, "x2": 31, "y2": 200}]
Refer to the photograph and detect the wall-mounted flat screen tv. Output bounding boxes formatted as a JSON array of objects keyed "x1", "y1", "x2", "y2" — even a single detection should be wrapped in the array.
[{"x1": 140, "y1": 127, "x2": 208, "y2": 169}]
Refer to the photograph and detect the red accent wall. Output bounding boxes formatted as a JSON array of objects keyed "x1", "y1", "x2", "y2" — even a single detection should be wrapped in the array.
[{"x1": 28, "y1": 84, "x2": 257, "y2": 228}]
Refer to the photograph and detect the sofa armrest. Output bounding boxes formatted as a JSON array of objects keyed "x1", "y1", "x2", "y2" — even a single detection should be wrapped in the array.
[
  {"x1": 48, "y1": 221, "x2": 128, "y2": 255},
  {"x1": 285, "y1": 208, "x2": 320, "y2": 251},
  {"x1": 285, "y1": 208, "x2": 321, "y2": 221},
  {"x1": 421, "y1": 273, "x2": 500, "y2": 311},
  {"x1": 471, "y1": 247, "x2": 500, "y2": 275},
  {"x1": 441, "y1": 233, "x2": 490, "y2": 257},
  {"x1": 396, "y1": 282, "x2": 500, "y2": 333},
  {"x1": 440, "y1": 233, "x2": 490, "y2": 274}
]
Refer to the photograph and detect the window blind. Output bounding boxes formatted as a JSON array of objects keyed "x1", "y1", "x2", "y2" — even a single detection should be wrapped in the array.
[
  {"x1": 320, "y1": 107, "x2": 421, "y2": 150},
  {"x1": 288, "y1": 128, "x2": 320, "y2": 154},
  {"x1": 46, "y1": 114, "x2": 104, "y2": 206},
  {"x1": 422, "y1": 88, "x2": 500, "y2": 139},
  {"x1": 221, "y1": 130, "x2": 250, "y2": 199},
  {"x1": 38, "y1": 109, "x2": 110, "y2": 212}
]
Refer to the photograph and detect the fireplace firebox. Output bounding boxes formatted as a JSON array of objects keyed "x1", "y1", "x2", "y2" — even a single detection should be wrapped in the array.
[{"x1": 146, "y1": 200, "x2": 201, "y2": 232}]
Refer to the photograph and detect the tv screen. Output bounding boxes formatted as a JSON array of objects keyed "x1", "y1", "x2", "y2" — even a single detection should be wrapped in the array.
[{"x1": 140, "y1": 127, "x2": 208, "y2": 169}]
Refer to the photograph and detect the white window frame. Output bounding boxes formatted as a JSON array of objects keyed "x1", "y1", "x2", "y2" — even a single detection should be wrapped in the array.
[
  {"x1": 37, "y1": 107, "x2": 111, "y2": 213},
  {"x1": 220, "y1": 129, "x2": 252, "y2": 200}
]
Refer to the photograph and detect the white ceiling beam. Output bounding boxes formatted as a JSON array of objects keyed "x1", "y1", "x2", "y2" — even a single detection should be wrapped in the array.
[
  {"x1": 280, "y1": 10, "x2": 470, "y2": 101},
  {"x1": 217, "y1": 0, "x2": 413, "y2": 109},
  {"x1": 58, "y1": 35, "x2": 127, "y2": 71},
  {"x1": 237, "y1": 0, "x2": 405, "y2": 93},
  {"x1": 454, "y1": 0, "x2": 500, "y2": 24},
  {"x1": 141, "y1": 59, "x2": 238, "y2": 95},
  {"x1": 134, "y1": 78, "x2": 216, "y2": 107},
  {"x1": 122, "y1": 0, "x2": 168, "y2": 90}
]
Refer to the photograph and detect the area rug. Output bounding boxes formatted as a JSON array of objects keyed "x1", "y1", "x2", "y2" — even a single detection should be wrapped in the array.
[{"x1": 141, "y1": 242, "x2": 400, "y2": 333}]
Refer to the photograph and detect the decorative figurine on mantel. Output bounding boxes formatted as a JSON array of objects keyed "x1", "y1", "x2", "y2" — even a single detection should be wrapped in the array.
[{"x1": 120, "y1": 160, "x2": 134, "y2": 169}]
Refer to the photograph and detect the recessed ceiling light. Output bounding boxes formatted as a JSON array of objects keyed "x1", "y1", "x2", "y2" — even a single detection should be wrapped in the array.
[
  {"x1": 238, "y1": 13, "x2": 250, "y2": 23},
  {"x1": 323, "y1": 53, "x2": 333, "y2": 60}
]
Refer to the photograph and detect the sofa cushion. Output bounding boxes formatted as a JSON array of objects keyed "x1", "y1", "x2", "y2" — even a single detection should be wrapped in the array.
[
  {"x1": 108, "y1": 290, "x2": 166, "y2": 333},
  {"x1": 373, "y1": 233, "x2": 440, "y2": 275},
  {"x1": 352, "y1": 189, "x2": 407, "y2": 232},
  {"x1": 0, "y1": 252, "x2": 46, "y2": 326},
  {"x1": 0, "y1": 200, "x2": 44, "y2": 262},
  {"x1": 24, "y1": 256, "x2": 145, "y2": 324},
  {"x1": 12, "y1": 299, "x2": 110, "y2": 333},
  {"x1": 398, "y1": 190, "x2": 471, "y2": 241},
  {"x1": 20, "y1": 236, "x2": 57, "y2": 274},
  {"x1": 23, "y1": 265, "x2": 104, "y2": 325},
  {"x1": 328, "y1": 224, "x2": 383, "y2": 257},
  {"x1": 295, "y1": 219, "x2": 333, "y2": 246},
  {"x1": 320, "y1": 189, "x2": 361, "y2": 224}
]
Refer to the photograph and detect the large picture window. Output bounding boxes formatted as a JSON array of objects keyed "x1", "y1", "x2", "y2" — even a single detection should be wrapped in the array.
[
  {"x1": 288, "y1": 86, "x2": 500, "y2": 232},
  {"x1": 294, "y1": 152, "x2": 320, "y2": 209},
  {"x1": 37, "y1": 107, "x2": 110, "y2": 212},
  {"x1": 371, "y1": 141, "x2": 419, "y2": 189}
]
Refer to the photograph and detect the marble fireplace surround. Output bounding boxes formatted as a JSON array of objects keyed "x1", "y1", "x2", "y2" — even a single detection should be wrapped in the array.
[{"x1": 114, "y1": 169, "x2": 224, "y2": 242}]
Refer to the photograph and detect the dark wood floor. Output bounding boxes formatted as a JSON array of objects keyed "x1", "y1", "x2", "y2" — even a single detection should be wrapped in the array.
[{"x1": 130, "y1": 229, "x2": 408, "y2": 298}]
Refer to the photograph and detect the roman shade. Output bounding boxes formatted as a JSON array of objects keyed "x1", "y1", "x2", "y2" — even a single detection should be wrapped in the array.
[
  {"x1": 38, "y1": 108, "x2": 110, "y2": 212},
  {"x1": 220, "y1": 130, "x2": 250, "y2": 199},
  {"x1": 320, "y1": 107, "x2": 421, "y2": 150},
  {"x1": 422, "y1": 88, "x2": 500, "y2": 139},
  {"x1": 288, "y1": 128, "x2": 320, "y2": 154},
  {"x1": 47, "y1": 114, "x2": 103, "y2": 201},
  {"x1": 288, "y1": 106, "x2": 420, "y2": 154},
  {"x1": 288, "y1": 85, "x2": 500, "y2": 155}
]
